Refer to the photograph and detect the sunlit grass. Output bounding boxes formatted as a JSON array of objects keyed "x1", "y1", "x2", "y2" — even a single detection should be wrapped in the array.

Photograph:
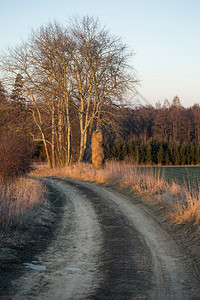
[
  {"x1": 170, "y1": 188, "x2": 200, "y2": 230},
  {"x1": 31, "y1": 161, "x2": 200, "y2": 231}
]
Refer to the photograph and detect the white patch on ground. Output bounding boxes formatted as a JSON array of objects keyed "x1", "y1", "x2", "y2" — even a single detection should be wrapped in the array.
[{"x1": 23, "y1": 263, "x2": 46, "y2": 271}]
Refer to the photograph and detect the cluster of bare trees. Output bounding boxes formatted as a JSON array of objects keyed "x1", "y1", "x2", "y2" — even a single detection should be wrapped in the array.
[
  {"x1": 0, "y1": 17, "x2": 137, "y2": 168},
  {"x1": 124, "y1": 97, "x2": 200, "y2": 145}
]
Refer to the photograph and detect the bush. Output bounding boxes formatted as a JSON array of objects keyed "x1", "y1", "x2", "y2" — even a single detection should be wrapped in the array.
[{"x1": 0, "y1": 134, "x2": 33, "y2": 180}]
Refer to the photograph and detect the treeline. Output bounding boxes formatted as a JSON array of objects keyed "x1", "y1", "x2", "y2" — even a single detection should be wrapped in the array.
[
  {"x1": 1, "y1": 76, "x2": 200, "y2": 166},
  {"x1": 122, "y1": 96, "x2": 200, "y2": 145},
  {"x1": 105, "y1": 140, "x2": 200, "y2": 165},
  {"x1": 104, "y1": 96, "x2": 200, "y2": 165}
]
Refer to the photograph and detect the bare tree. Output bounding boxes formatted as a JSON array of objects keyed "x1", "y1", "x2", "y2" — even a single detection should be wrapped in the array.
[
  {"x1": 0, "y1": 23, "x2": 71, "y2": 167},
  {"x1": 29, "y1": 23, "x2": 73, "y2": 167},
  {"x1": 0, "y1": 17, "x2": 138, "y2": 166},
  {"x1": 67, "y1": 16, "x2": 138, "y2": 161}
]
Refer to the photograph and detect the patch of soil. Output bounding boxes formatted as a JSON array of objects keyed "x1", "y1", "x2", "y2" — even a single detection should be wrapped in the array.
[{"x1": 0, "y1": 180, "x2": 66, "y2": 296}]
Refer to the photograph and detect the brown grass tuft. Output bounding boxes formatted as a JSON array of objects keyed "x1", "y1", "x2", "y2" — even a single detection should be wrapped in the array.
[{"x1": 170, "y1": 189, "x2": 200, "y2": 229}]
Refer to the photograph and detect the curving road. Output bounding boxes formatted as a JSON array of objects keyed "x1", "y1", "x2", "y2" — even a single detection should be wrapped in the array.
[{"x1": 7, "y1": 178, "x2": 200, "y2": 299}]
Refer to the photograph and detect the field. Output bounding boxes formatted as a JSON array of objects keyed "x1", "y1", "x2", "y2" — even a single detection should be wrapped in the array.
[{"x1": 140, "y1": 166, "x2": 200, "y2": 189}]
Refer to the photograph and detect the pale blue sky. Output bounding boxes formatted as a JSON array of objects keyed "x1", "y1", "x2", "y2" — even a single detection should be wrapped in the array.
[{"x1": 1, "y1": 0, "x2": 200, "y2": 107}]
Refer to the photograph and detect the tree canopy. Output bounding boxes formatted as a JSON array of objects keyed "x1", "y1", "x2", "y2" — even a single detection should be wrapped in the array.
[{"x1": 0, "y1": 17, "x2": 138, "y2": 167}]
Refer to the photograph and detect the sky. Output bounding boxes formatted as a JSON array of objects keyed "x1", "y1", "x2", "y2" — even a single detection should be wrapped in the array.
[{"x1": 1, "y1": 0, "x2": 200, "y2": 107}]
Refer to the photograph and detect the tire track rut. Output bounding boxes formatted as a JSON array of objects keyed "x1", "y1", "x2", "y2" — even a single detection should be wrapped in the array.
[
  {"x1": 59, "y1": 179, "x2": 152, "y2": 299},
  {"x1": 6, "y1": 178, "x2": 200, "y2": 299}
]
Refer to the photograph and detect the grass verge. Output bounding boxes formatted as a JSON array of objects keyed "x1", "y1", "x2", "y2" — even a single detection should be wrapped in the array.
[
  {"x1": 0, "y1": 177, "x2": 66, "y2": 295},
  {"x1": 30, "y1": 161, "x2": 200, "y2": 232}
]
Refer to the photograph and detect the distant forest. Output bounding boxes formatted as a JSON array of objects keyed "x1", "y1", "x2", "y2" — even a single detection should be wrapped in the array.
[
  {"x1": 104, "y1": 96, "x2": 200, "y2": 165},
  {"x1": 1, "y1": 78, "x2": 200, "y2": 166}
]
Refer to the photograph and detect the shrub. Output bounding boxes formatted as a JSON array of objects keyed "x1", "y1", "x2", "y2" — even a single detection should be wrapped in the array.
[{"x1": 0, "y1": 134, "x2": 33, "y2": 180}]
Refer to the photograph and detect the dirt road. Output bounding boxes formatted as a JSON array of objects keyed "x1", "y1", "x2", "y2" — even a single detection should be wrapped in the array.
[{"x1": 5, "y1": 178, "x2": 200, "y2": 299}]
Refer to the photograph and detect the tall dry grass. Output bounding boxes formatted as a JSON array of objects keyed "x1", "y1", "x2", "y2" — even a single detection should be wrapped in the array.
[
  {"x1": 0, "y1": 177, "x2": 46, "y2": 240},
  {"x1": 31, "y1": 161, "x2": 200, "y2": 231},
  {"x1": 170, "y1": 188, "x2": 200, "y2": 230},
  {"x1": 31, "y1": 161, "x2": 171, "y2": 195}
]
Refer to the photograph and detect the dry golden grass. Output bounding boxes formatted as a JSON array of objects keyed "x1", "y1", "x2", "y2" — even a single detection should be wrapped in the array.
[
  {"x1": 31, "y1": 161, "x2": 169, "y2": 194},
  {"x1": 31, "y1": 161, "x2": 200, "y2": 231},
  {"x1": 0, "y1": 177, "x2": 46, "y2": 239},
  {"x1": 170, "y1": 181, "x2": 182, "y2": 196},
  {"x1": 170, "y1": 189, "x2": 200, "y2": 230}
]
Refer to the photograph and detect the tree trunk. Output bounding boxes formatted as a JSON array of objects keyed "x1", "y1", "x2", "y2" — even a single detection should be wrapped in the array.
[
  {"x1": 42, "y1": 133, "x2": 52, "y2": 168},
  {"x1": 51, "y1": 100, "x2": 56, "y2": 168},
  {"x1": 67, "y1": 125, "x2": 72, "y2": 165}
]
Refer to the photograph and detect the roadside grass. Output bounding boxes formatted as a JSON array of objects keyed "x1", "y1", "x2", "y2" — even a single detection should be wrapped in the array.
[
  {"x1": 170, "y1": 188, "x2": 200, "y2": 231},
  {"x1": 30, "y1": 161, "x2": 200, "y2": 231},
  {"x1": 0, "y1": 177, "x2": 46, "y2": 241}
]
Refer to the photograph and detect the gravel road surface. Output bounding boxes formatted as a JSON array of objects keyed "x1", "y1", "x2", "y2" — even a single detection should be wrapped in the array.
[{"x1": 5, "y1": 178, "x2": 200, "y2": 299}]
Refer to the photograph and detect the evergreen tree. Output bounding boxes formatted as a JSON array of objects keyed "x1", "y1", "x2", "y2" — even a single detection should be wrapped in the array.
[
  {"x1": 11, "y1": 74, "x2": 26, "y2": 108},
  {"x1": 190, "y1": 144, "x2": 195, "y2": 165},
  {"x1": 195, "y1": 146, "x2": 200, "y2": 164},
  {"x1": 185, "y1": 144, "x2": 190, "y2": 165},
  {"x1": 146, "y1": 140, "x2": 152, "y2": 164},
  {"x1": 168, "y1": 142, "x2": 180, "y2": 165},
  {"x1": 151, "y1": 141, "x2": 159, "y2": 164},
  {"x1": 164, "y1": 148, "x2": 170, "y2": 165},
  {"x1": 180, "y1": 143, "x2": 187, "y2": 165},
  {"x1": 194, "y1": 145, "x2": 199, "y2": 165},
  {"x1": 139, "y1": 144, "x2": 146, "y2": 164},
  {"x1": 173, "y1": 143, "x2": 180, "y2": 165},
  {"x1": 132, "y1": 142, "x2": 139, "y2": 164},
  {"x1": 157, "y1": 144, "x2": 164, "y2": 165}
]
